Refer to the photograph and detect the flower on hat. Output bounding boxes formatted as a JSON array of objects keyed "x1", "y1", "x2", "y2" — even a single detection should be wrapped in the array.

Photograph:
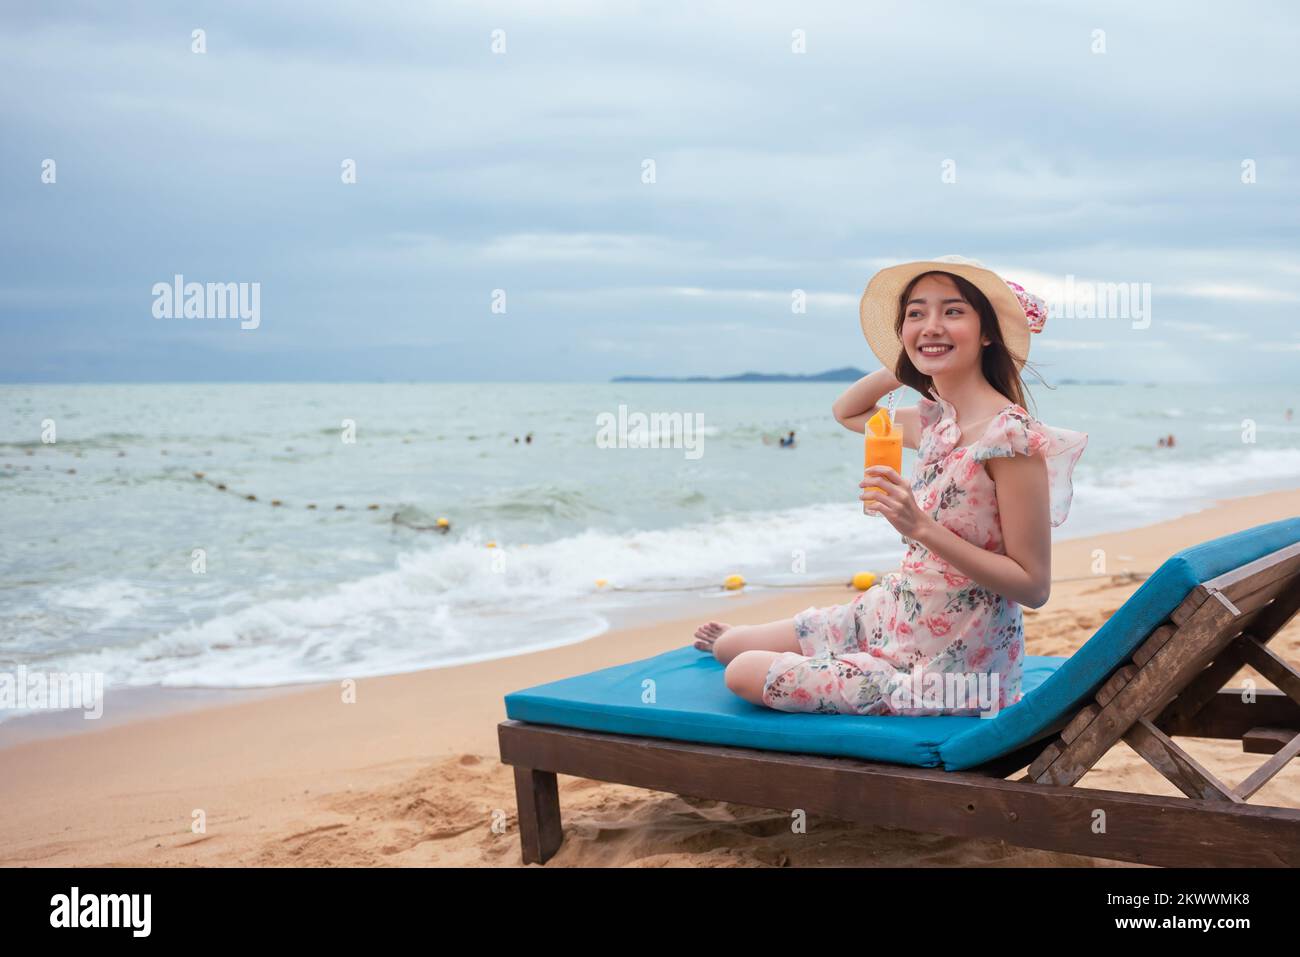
[{"x1": 1004, "y1": 280, "x2": 1047, "y2": 334}]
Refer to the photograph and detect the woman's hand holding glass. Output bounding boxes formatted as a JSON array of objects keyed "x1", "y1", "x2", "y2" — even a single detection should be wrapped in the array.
[{"x1": 860, "y1": 466, "x2": 933, "y2": 540}]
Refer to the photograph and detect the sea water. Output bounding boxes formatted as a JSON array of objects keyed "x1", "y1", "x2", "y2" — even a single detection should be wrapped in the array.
[{"x1": 1, "y1": 381, "x2": 1297, "y2": 712}]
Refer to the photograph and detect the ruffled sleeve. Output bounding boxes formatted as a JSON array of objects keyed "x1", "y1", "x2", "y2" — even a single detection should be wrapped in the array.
[
  {"x1": 972, "y1": 406, "x2": 1088, "y2": 527},
  {"x1": 916, "y1": 395, "x2": 943, "y2": 433},
  {"x1": 914, "y1": 392, "x2": 961, "y2": 463}
]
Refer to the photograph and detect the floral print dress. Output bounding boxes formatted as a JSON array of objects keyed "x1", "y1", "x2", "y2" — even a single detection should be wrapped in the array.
[{"x1": 761, "y1": 387, "x2": 1088, "y2": 717}]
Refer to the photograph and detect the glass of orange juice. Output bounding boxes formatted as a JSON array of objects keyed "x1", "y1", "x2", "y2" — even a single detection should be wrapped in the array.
[{"x1": 863, "y1": 409, "x2": 902, "y2": 516}]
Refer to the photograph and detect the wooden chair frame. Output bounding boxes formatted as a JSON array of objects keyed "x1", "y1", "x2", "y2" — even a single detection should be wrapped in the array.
[{"x1": 498, "y1": 541, "x2": 1300, "y2": 867}]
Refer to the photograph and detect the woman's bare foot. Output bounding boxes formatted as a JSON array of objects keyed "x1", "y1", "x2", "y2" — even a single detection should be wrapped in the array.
[{"x1": 693, "y1": 621, "x2": 730, "y2": 652}]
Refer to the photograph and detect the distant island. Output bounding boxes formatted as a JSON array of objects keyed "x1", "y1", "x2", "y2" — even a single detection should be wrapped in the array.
[
  {"x1": 612, "y1": 367, "x2": 1125, "y2": 385},
  {"x1": 612, "y1": 367, "x2": 869, "y2": 383}
]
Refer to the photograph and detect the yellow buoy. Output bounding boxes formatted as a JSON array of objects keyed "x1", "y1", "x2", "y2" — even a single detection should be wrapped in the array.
[
  {"x1": 486, "y1": 541, "x2": 497, "y2": 548},
  {"x1": 852, "y1": 571, "x2": 876, "y2": 591},
  {"x1": 436, "y1": 517, "x2": 450, "y2": 527},
  {"x1": 723, "y1": 574, "x2": 745, "y2": 591},
  {"x1": 594, "y1": 578, "x2": 607, "y2": 588}
]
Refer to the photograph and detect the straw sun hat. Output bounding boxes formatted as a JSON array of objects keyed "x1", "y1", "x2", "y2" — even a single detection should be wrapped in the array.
[{"x1": 859, "y1": 255, "x2": 1047, "y2": 372}]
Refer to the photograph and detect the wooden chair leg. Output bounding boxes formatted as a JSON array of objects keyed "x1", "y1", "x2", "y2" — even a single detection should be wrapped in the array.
[{"x1": 513, "y1": 766, "x2": 563, "y2": 864}]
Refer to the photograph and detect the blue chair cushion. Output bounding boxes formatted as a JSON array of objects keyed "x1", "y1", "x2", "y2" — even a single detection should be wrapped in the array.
[
  {"x1": 505, "y1": 648, "x2": 1066, "y2": 768},
  {"x1": 504, "y1": 517, "x2": 1300, "y2": 770}
]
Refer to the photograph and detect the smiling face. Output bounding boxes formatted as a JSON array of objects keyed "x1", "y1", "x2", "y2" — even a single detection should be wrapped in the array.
[{"x1": 899, "y1": 273, "x2": 990, "y2": 375}]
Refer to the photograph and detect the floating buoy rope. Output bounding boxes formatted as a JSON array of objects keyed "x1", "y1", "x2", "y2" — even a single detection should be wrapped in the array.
[
  {"x1": 392, "y1": 515, "x2": 453, "y2": 533},
  {"x1": 183, "y1": 475, "x2": 1152, "y2": 594},
  {"x1": 191, "y1": 472, "x2": 391, "y2": 516}
]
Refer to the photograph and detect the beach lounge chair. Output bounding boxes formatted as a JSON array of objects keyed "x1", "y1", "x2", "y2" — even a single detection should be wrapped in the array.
[{"x1": 498, "y1": 517, "x2": 1300, "y2": 867}]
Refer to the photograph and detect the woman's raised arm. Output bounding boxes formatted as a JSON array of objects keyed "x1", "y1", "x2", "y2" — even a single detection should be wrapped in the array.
[{"x1": 831, "y1": 369, "x2": 919, "y2": 450}]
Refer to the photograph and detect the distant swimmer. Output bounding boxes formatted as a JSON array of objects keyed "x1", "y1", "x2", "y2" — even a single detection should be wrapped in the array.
[
  {"x1": 1167, "y1": 433, "x2": 1176, "y2": 447},
  {"x1": 1287, "y1": 408, "x2": 1294, "y2": 422},
  {"x1": 525, "y1": 432, "x2": 534, "y2": 444},
  {"x1": 779, "y1": 430, "x2": 796, "y2": 448}
]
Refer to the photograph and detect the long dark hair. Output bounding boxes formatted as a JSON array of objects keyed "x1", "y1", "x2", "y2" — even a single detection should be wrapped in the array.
[{"x1": 892, "y1": 270, "x2": 1043, "y2": 416}]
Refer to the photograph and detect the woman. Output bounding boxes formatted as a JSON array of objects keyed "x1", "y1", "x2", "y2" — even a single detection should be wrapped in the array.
[{"x1": 694, "y1": 256, "x2": 1088, "y2": 717}]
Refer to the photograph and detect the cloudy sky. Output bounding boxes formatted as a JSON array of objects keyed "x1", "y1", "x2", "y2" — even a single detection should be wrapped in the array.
[{"x1": 2, "y1": 1, "x2": 1298, "y2": 383}]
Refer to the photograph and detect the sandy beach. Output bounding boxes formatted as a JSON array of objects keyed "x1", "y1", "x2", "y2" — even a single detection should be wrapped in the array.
[{"x1": 2, "y1": 488, "x2": 1298, "y2": 868}]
